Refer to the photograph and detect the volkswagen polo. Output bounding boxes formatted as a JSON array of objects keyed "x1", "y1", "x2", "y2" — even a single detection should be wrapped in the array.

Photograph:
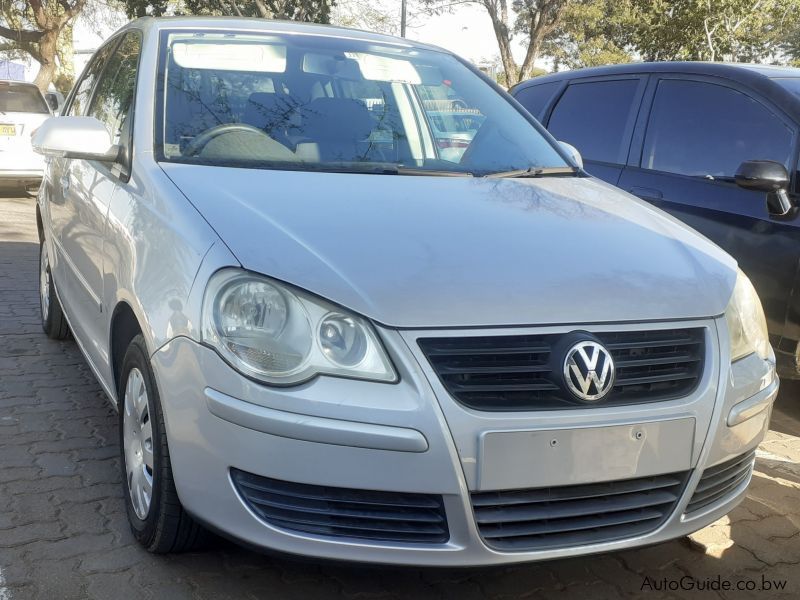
[{"x1": 33, "y1": 17, "x2": 778, "y2": 565}]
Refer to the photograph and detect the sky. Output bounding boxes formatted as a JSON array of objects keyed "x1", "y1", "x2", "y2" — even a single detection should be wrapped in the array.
[{"x1": 405, "y1": 3, "x2": 530, "y2": 67}]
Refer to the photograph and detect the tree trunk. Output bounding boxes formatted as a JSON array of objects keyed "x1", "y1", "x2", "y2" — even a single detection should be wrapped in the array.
[
  {"x1": 33, "y1": 29, "x2": 58, "y2": 93},
  {"x1": 482, "y1": 1, "x2": 519, "y2": 86}
]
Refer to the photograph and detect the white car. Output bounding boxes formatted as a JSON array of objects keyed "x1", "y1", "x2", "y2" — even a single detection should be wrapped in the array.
[{"x1": 0, "y1": 80, "x2": 50, "y2": 194}]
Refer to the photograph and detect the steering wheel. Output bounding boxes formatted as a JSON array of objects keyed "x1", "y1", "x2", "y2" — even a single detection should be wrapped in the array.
[{"x1": 183, "y1": 123, "x2": 278, "y2": 157}]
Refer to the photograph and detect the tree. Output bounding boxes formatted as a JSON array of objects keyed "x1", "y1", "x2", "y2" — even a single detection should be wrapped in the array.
[
  {"x1": 549, "y1": 0, "x2": 800, "y2": 69},
  {"x1": 331, "y1": 0, "x2": 425, "y2": 36},
  {"x1": 122, "y1": 0, "x2": 335, "y2": 21},
  {"x1": 623, "y1": 0, "x2": 793, "y2": 62},
  {"x1": 423, "y1": 1, "x2": 571, "y2": 86},
  {"x1": 0, "y1": 0, "x2": 88, "y2": 92},
  {"x1": 543, "y1": 0, "x2": 632, "y2": 69}
]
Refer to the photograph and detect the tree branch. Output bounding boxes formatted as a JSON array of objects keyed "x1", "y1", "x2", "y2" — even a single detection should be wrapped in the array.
[{"x1": 0, "y1": 24, "x2": 44, "y2": 44}]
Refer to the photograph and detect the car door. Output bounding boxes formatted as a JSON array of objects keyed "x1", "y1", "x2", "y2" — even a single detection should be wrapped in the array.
[
  {"x1": 617, "y1": 76, "x2": 800, "y2": 348},
  {"x1": 47, "y1": 37, "x2": 121, "y2": 326},
  {"x1": 49, "y1": 31, "x2": 142, "y2": 371},
  {"x1": 536, "y1": 76, "x2": 647, "y2": 186}
]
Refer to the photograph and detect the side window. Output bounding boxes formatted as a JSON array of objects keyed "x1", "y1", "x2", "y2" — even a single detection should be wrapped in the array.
[
  {"x1": 513, "y1": 82, "x2": 560, "y2": 121},
  {"x1": 642, "y1": 79, "x2": 793, "y2": 178},
  {"x1": 547, "y1": 79, "x2": 640, "y2": 165},
  {"x1": 67, "y1": 41, "x2": 119, "y2": 116},
  {"x1": 87, "y1": 32, "x2": 141, "y2": 145}
]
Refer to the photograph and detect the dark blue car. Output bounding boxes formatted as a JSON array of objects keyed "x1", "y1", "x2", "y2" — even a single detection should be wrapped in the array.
[{"x1": 512, "y1": 62, "x2": 800, "y2": 379}]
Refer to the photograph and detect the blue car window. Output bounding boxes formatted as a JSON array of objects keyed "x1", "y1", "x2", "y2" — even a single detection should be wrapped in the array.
[
  {"x1": 156, "y1": 30, "x2": 568, "y2": 177},
  {"x1": 547, "y1": 79, "x2": 639, "y2": 164},
  {"x1": 642, "y1": 79, "x2": 793, "y2": 178}
]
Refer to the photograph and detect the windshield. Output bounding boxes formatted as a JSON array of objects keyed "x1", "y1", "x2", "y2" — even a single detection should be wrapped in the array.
[
  {"x1": 0, "y1": 83, "x2": 49, "y2": 114},
  {"x1": 156, "y1": 30, "x2": 568, "y2": 176}
]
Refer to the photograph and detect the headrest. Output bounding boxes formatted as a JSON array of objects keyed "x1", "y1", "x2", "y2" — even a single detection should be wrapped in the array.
[
  {"x1": 300, "y1": 97, "x2": 373, "y2": 141},
  {"x1": 243, "y1": 92, "x2": 296, "y2": 130}
]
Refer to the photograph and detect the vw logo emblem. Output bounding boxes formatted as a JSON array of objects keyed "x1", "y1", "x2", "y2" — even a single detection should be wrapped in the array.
[{"x1": 563, "y1": 340, "x2": 615, "y2": 401}]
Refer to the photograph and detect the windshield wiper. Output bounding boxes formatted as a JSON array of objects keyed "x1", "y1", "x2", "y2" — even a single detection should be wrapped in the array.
[
  {"x1": 484, "y1": 166, "x2": 579, "y2": 179},
  {"x1": 375, "y1": 165, "x2": 474, "y2": 177}
]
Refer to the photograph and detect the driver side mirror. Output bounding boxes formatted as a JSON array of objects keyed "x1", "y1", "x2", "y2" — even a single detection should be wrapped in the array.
[
  {"x1": 735, "y1": 160, "x2": 794, "y2": 217},
  {"x1": 32, "y1": 116, "x2": 119, "y2": 162},
  {"x1": 558, "y1": 141, "x2": 583, "y2": 169}
]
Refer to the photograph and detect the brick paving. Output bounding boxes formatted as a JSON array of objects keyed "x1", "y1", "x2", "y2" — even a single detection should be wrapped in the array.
[{"x1": 1, "y1": 194, "x2": 799, "y2": 599}]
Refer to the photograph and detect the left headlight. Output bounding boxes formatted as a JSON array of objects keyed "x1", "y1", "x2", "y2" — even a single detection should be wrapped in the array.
[
  {"x1": 201, "y1": 269, "x2": 397, "y2": 385},
  {"x1": 725, "y1": 269, "x2": 770, "y2": 362}
]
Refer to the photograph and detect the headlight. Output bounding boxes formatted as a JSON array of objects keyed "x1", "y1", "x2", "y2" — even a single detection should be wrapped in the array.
[
  {"x1": 725, "y1": 269, "x2": 770, "y2": 362},
  {"x1": 202, "y1": 270, "x2": 397, "y2": 385}
]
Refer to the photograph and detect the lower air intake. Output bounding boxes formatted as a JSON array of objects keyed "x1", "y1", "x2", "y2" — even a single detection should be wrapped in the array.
[
  {"x1": 471, "y1": 472, "x2": 689, "y2": 551},
  {"x1": 231, "y1": 469, "x2": 449, "y2": 544},
  {"x1": 685, "y1": 450, "x2": 756, "y2": 514}
]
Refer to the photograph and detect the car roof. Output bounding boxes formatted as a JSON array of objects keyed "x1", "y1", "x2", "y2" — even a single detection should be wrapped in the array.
[
  {"x1": 513, "y1": 61, "x2": 800, "y2": 122},
  {"x1": 121, "y1": 16, "x2": 448, "y2": 55},
  {"x1": 513, "y1": 61, "x2": 800, "y2": 86},
  {"x1": 0, "y1": 80, "x2": 41, "y2": 90}
]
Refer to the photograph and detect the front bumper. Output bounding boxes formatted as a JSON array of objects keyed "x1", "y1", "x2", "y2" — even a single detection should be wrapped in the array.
[
  {"x1": 151, "y1": 321, "x2": 777, "y2": 566},
  {"x1": 0, "y1": 169, "x2": 43, "y2": 188}
]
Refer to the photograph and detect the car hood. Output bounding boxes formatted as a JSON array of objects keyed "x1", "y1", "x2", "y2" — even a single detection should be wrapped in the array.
[{"x1": 162, "y1": 164, "x2": 737, "y2": 328}]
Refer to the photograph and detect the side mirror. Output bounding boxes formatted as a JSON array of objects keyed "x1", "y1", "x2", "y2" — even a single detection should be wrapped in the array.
[
  {"x1": 32, "y1": 116, "x2": 119, "y2": 162},
  {"x1": 735, "y1": 160, "x2": 793, "y2": 217},
  {"x1": 44, "y1": 93, "x2": 59, "y2": 113},
  {"x1": 558, "y1": 141, "x2": 583, "y2": 169}
]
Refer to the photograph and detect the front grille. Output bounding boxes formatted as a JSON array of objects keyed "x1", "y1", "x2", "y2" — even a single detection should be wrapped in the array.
[
  {"x1": 685, "y1": 450, "x2": 756, "y2": 514},
  {"x1": 231, "y1": 469, "x2": 449, "y2": 544},
  {"x1": 471, "y1": 472, "x2": 689, "y2": 551},
  {"x1": 419, "y1": 327, "x2": 704, "y2": 410}
]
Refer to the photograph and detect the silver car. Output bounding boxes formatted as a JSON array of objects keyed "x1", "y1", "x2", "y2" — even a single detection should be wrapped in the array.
[{"x1": 33, "y1": 17, "x2": 778, "y2": 566}]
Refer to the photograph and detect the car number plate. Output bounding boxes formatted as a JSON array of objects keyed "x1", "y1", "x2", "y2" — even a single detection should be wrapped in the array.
[
  {"x1": 478, "y1": 418, "x2": 695, "y2": 490},
  {"x1": 0, "y1": 124, "x2": 16, "y2": 136}
]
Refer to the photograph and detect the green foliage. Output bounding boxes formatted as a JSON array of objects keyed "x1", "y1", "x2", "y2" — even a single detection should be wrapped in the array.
[
  {"x1": 544, "y1": 0, "x2": 633, "y2": 69},
  {"x1": 550, "y1": 0, "x2": 800, "y2": 68},
  {"x1": 122, "y1": 0, "x2": 335, "y2": 22}
]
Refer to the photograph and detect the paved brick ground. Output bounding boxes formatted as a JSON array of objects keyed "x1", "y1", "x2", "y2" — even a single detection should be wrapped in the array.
[{"x1": 1, "y1": 195, "x2": 799, "y2": 599}]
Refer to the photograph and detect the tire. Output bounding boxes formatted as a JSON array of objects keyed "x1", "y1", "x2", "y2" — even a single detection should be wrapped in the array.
[
  {"x1": 39, "y1": 240, "x2": 70, "y2": 340},
  {"x1": 119, "y1": 334, "x2": 205, "y2": 553}
]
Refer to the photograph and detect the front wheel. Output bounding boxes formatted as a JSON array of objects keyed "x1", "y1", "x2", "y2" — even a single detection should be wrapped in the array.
[
  {"x1": 39, "y1": 240, "x2": 69, "y2": 340},
  {"x1": 119, "y1": 334, "x2": 205, "y2": 553}
]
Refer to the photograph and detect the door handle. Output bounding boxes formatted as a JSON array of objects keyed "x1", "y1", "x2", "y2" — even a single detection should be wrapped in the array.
[{"x1": 628, "y1": 186, "x2": 663, "y2": 201}]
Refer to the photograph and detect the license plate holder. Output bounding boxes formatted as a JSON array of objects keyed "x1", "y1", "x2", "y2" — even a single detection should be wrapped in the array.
[{"x1": 479, "y1": 418, "x2": 695, "y2": 490}]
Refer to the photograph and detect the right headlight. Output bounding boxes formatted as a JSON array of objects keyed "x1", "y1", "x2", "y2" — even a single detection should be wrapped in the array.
[
  {"x1": 201, "y1": 269, "x2": 397, "y2": 385},
  {"x1": 725, "y1": 269, "x2": 770, "y2": 362}
]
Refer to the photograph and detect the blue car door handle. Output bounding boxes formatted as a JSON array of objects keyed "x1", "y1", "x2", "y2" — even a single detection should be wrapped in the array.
[{"x1": 628, "y1": 186, "x2": 663, "y2": 201}]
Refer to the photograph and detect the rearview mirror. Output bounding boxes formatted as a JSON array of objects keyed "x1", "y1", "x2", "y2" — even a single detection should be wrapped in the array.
[
  {"x1": 558, "y1": 141, "x2": 583, "y2": 169},
  {"x1": 32, "y1": 116, "x2": 119, "y2": 162},
  {"x1": 735, "y1": 160, "x2": 793, "y2": 217}
]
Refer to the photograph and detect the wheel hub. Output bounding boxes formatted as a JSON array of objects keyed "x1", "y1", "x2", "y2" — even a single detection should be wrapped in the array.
[
  {"x1": 123, "y1": 368, "x2": 154, "y2": 520},
  {"x1": 39, "y1": 245, "x2": 50, "y2": 321}
]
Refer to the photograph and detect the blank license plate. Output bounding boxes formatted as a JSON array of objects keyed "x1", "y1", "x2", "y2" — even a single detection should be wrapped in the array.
[{"x1": 479, "y1": 418, "x2": 695, "y2": 490}]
